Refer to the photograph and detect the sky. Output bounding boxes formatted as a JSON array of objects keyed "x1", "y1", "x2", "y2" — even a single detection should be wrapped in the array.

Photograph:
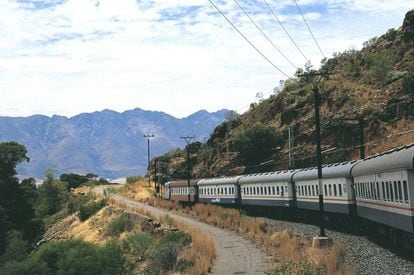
[{"x1": 0, "y1": 0, "x2": 413, "y2": 119}]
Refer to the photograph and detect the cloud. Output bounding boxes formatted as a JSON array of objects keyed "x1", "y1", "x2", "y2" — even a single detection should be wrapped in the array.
[{"x1": 0, "y1": 0, "x2": 412, "y2": 118}]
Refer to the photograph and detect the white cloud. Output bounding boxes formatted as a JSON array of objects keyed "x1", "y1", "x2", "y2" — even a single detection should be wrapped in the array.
[{"x1": 0, "y1": 0, "x2": 412, "y2": 118}]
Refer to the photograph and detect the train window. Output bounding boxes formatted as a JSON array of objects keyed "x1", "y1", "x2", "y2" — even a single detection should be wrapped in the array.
[
  {"x1": 382, "y1": 182, "x2": 385, "y2": 201},
  {"x1": 403, "y1": 181, "x2": 408, "y2": 204},
  {"x1": 308, "y1": 186, "x2": 311, "y2": 196},
  {"x1": 324, "y1": 185, "x2": 327, "y2": 196},
  {"x1": 316, "y1": 185, "x2": 319, "y2": 195},
  {"x1": 376, "y1": 182, "x2": 380, "y2": 200},
  {"x1": 232, "y1": 187, "x2": 234, "y2": 194},
  {"x1": 277, "y1": 186, "x2": 280, "y2": 195},
  {"x1": 268, "y1": 186, "x2": 271, "y2": 195},
  {"x1": 312, "y1": 185, "x2": 315, "y2": 196},
  {"x1": 370, "y1": 182, "x2": 374, "y2": 200},
  {"x1": 250, "y1": 187, "x2": 253, "y2": 195},
  {"x1": 339, "y1": 184, "x2": 342, "y2": 197},
  {"x1": 328, "y1": 184, "x2": 332, "y2": 197},
  {"x1": 272, "y1": 186, "x2": 275, "y2": 195},
  {"x1": 285, "y1": 186, "x2": 287, "y2": 193},
  {"x1": 390, "y1": 182, "x2": 394, "y2": 202},
  {"x1": 386, "y1": 182, "x2": 390, "y2": 201},
  {"x1": 224, "y1": 188, "x2": 227, "y2": 195},
  {"x1": 334, "y1": 185, "x2": 337, "y2": 197},
  {"x1": 264, "y1": 186, "x2": 267, "y2": 195},
  {"x1": 260, "y1": 187, "x2": 263, "y2": 195},
  {"x1": 393, "y1": 181, "x2": 398, "y2": 202},
  {"x1": 398, "y1": 181, "x2": 403, "y2": 203}
]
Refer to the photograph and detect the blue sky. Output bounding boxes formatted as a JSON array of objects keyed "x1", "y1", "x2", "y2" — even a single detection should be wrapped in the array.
[{"x1": 0, "y1": 0, "x2": 412, "y2": 118}]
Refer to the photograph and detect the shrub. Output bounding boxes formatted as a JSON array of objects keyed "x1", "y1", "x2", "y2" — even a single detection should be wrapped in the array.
[
  {"x1": 161, "y1": 231, "x2": 192, "y2": 248},
  {"x1": 175, "y1": 259, "x2": 194, "y2": 273},
  {"x1": 402, "y1": 72, "x2": 414, "y2": 95},
  {"x1": 106, "y1": 212, "x2": 134, "y2": 237},
  {"x1": 126, "y1": 175, "x2": 144, "y2": 184},
  {"x1": 122, "y1": 233, "x2": 155, "y2": 259},
  {"x1": 0, "y1": 239, "x2": 124, "y2": 275},
  {"x1": 366, "y1": 50, "x2": 394, "y2": 85},
  {"x1": 67, "y1": 194, "x2": 94, "y2": 214},
  {"x1": 145, "y1": 242, "x2": 178, "y2": 274},
  {"x1": 78, "y1": 199, "x2": 107, "y2": 221},
  {"x1": 0, "y1": 230, "x2": 30, "y2": 263}
]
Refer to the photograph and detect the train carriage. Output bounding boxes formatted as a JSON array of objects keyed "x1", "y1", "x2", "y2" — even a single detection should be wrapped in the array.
[
  {"x1": 169, "y1": 179, "x2": 199, "y2": 203},
  {"x1": 238, "y1": 170, "x2": 296, "y2": 207},
  {"x1": 197, "y1": 176, "x2": 241, "y2": 204},
  {"x1": 292, "y1": 161, "x2": 359, "y2": 214},
  {"x1": 351, "y1": 144, "x2": 414, "y2": 234}
]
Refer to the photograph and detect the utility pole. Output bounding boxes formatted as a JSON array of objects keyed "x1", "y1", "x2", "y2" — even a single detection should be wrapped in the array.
[
  {"x1": 154, "y1": 158, "x2": 158, "y2": 197},
  {"x1": 298, "y1": 71, "x2": 331, "y2": 244},
  {"x1": 144, "y1": 134, "x2": 154, "y2": 187},
  {"x1": 180, "y1": 136, "x2": 195, "y2": 202},
  {"x1": 312, "y1": 83, "x2": 326, "y2": 237}
]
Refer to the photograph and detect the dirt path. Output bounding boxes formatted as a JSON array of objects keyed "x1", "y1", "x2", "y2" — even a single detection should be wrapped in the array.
[{"x1": 96, "y1": 188, "x2": 268, "y2": 274}]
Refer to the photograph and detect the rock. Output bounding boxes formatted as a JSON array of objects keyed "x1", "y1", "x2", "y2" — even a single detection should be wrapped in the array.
[{"x1": 402, "y1": 10, "x2": 414, "y2": 43}]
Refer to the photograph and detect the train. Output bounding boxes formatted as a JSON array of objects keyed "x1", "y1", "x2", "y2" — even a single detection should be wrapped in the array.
[{"x1": 163, "y1": 143, "x2": 414, "y2": 246}]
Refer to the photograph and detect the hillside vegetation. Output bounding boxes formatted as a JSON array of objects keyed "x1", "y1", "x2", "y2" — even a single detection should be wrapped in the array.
[{"x1": 154, "y1": 10, "x2": 414, "y2": 179}]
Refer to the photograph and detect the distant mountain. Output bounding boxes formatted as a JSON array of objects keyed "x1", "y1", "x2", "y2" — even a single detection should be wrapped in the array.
[{"x1": 0, "y1": 108, "x2": 229, "y2": 179}]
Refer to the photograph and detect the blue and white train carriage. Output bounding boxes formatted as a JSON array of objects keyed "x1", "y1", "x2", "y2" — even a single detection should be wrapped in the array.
[
  {"x1": 351, "y1": 144, "x2": 414, "y2": 234},
  {"x1": 197, "y1": 176, "x2": 241, "y2": 204},
  {"x1": 292, "y1": 161, "x2": 360, "y2": 214},
  {"x1": 238, "y1": 170, "x2": 296, "y2": 207}
]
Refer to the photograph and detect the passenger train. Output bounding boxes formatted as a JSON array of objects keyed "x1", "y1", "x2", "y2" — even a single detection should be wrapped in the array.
[{"x1": 163, "y1": 143, "x2": 414, "y2": 245}]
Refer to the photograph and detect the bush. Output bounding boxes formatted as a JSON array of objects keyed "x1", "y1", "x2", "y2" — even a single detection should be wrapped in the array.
[
  {"x1": 126, "y1": 175, "x2": 144, "y2": 184},
  {"x1": 121, "y1": 233, "x2": 155, "y2": 273},
  {"x1": 145, "y1": 242, "x2": 178, "y2": 274},
  {"x1": 122, "y1": 233, "x2": 155, "y2": 259},
  {"x1": 0, "y1": 230, "x2": 30, "y2": 263},
  {"x1": 67, "y1": 194, "x2": 94, "y2": 214},
  {"x1": 106, "y1": 212, "x2": 134, "y2": 237},
  {"x1": 0, "y1": 239, "x2": 124, "y2": 275},
  {"x1": 402, "y1": 72, "x2": 414, "y2": 95},
  {"x1": 161, "y1": 231, "x2": 192, "y2": 248},
  {"x1": 78, "y1": 199, "x2": 107, "y2": 221},
  {"x1": 366, "y1": 50, "x2": 394, "y2": 85},
  {"x1": 175, "y1": 259, "x2": 194, "y2": 273}
]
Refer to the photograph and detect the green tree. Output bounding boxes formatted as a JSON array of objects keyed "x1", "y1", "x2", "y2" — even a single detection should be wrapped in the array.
[
  {"x1": 59, "y1": 173, "x2": 89, "y2": 190},
  {"x1": 0, "y1": 142, "x2": 38, "y2": 253},
  {"x1": 232, "y1": 124, "x2": 283, "y2": 170},
  {"x1": 36, "y1": 170, "x2": 69, "y2": 217}
]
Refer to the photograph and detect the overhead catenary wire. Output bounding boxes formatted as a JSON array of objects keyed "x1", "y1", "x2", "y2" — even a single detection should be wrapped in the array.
[
  {"x1": 208, "y1": 0, "x2": 290, "y2": 78},
  {"x1": 292, "y1": 0, "x2": 325, "y2": 59},
  {"x1": 262, "y1": 0, "x2": 309, "y2": 63},
  {"x1": 233, "y1": 0, "x2": 298, "y2": 70}
]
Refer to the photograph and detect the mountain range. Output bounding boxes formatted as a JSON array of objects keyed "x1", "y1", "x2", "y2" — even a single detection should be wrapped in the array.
[{"x1": 0, "y1": 108, "x2": 228, "y2": 179}]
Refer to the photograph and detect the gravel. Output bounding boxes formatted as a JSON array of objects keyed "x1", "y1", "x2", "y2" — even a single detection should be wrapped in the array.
[{"x1": 264, "y1": 218, "x2": 414, "y2": 275}]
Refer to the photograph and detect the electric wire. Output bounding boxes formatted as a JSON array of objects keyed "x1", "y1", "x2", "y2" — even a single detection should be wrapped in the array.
[
  {"x1": 263, "y1": 0, "x2": 309, "y2": 63},
  {"x1": 208, "y1": 0, "x2": 290, "y2": 78},
  {"x1": 233, "y1": 0, "x2": 298, "y2": 70},
  {"x1": 292, "y1": 0, "x2": 325, "y2": 59}
]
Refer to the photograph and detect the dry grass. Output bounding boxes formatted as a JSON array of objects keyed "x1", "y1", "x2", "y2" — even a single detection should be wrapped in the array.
[
  {"x1": 112, "y1": 182, "x2": 356, "y2": 274},
  {"x1": 119, "y1": 180, "x2": 155, "y2": 201},
  {"x1": 108, "y1": 198, "x2": 216, "y2": 275}
]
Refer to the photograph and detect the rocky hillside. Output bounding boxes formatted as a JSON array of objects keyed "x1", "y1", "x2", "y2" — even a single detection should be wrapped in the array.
[
  {"x1": 0, "y1": 108, "x2": 228, "y2": 178},
  {"x1": 155, "y1": 10, "x2": 414, "y2": 179}
]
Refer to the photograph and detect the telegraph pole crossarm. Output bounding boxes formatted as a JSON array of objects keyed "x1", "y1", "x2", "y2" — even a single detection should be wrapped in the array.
[{"x1": 180, "y1": 136, "x2": 195, "y2": 203}]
